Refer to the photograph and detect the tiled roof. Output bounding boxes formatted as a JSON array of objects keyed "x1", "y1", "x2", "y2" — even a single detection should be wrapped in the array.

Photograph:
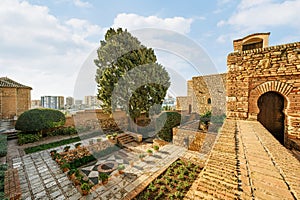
[{"x1": 0, "y1": 77, "x2": 32, "y2": 89}]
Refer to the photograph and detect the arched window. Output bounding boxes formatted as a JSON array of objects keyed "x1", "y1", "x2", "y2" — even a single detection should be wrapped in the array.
[{"x1": 207, "y1": 98, "x2": 211, "y2": 104}]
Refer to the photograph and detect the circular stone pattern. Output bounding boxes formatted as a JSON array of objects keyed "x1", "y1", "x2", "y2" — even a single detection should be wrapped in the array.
[{"x1": 97, "y1": 161, "x2": 118, "y2": 173}]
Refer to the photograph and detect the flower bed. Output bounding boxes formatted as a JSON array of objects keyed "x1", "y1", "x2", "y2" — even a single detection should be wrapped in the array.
[
  {"x1": 134, "y1": 159, "x2": 201, "y2": 200},
  {"x1": 51, "y1": 142, "x2": 120, "y2": 195}
]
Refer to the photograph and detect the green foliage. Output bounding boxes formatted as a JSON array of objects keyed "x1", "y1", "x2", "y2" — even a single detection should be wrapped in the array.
[
  {"x1": 0, "y1": 135, "x2": 7, "y2": 157},
  {"x1": 80, "y1": 183, "x2": 91, "y2": 191},
  {"x1": 99, "y1": 172, "x2": 109, "y2": 181},
  {"x1": 0, "y1": 164, "x2": 7, "y2": 195},
  {"x1": 15, "y1": 108, "x2": 66, "y2": 133},
  {"x1": 95, "y1": 28, "x2": 170, "y2": 121},
  {"x1": 134, "y1": 159, "x2": 201, "y2": 200},
  {"x1": 24, "y1": 137, "x2": 80, "y2": 154},
  {"x1": 156, "y1": 112, "x2": 181, "y2": 142},
  {"x1": 17, "y1": 133, "x2": 41, "y2": 145},
  {"x1": 118, "y1": 164, "x2": 125, "y2": 171},
  {"x1": 153, "y1": 145, "x2": 159, "y2": 151},
  {"x1": 69, "y1": 155, "x2": 96, "y2": 169},
  {"x1": 200, "y1": 110, "x2": 211, "y2": 124},
  {"x1": 48, "y1": 126, "x2": 77, "y2": 136},
  {"x1": 146, "y1": 149, "x2": 153, "y2": 154}
]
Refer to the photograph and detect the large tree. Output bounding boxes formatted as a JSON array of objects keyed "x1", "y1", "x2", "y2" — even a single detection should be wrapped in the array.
[{"x1": 95, "y1": 28, "x2": 170, "y2": 122}]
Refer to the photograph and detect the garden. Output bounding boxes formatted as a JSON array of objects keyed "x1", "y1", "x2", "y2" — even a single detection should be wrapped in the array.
[{"x1": 134, "y1": 159, "x2": 202, "y2": 200}]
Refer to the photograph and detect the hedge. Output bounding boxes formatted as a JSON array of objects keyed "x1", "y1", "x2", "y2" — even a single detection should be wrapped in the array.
[
  {"x1": 15, "y1": 108, "x2": 66, "y2": 133},
  {"x1": 156, "y1": 112, "x2": 181, "y2": 142},
  {"x1": 0, "y1": 164, "x2": 7, "y2": 199},
  {"x1": 0, "y1": 134, "x2": 7, "y2": 157},
  {"x1": 18, "y1": 126, "x2": 78, "y2": 145}
]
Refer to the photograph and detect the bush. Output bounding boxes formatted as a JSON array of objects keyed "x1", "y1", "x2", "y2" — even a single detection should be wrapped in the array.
[
  {"x1": 15, "y1": 108, "x2": 66, "y2": 133},
  {"x1": 48, "y1": 126, "x2": 77, "y2": 136},
  {"x1": 18, "y1": 133, "x2": 41, "y2": 145},
  {"x1": 0, "y1": 164, "x2": 7, "y2": 196},
  {"x1": 0, "y1": 135, "x2": 7, "y2": 157},
  {"x1": 156, "y1": 112, "x2": 181, "y2": 142},
  {"x1": 24, "y1": 137, "x2": 81, "y2": 154}
]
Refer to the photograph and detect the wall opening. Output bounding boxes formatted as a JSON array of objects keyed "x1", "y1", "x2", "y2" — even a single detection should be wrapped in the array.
[
  {"x1": 188, "y1": 104, "x2": 192, "y2": 114},
  {"x1": 257, "y1": 92, "x2": 285, "y2": 144},
  {"x1": 207, "y1": 98, "x2": 211, "y2": 104}
]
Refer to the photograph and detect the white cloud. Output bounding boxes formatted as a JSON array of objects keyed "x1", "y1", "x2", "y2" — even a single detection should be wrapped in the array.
[
  {"x1": 218, "y1": 0, "x2": 300, "y2": 31},
  {"x1": 73, "y1": 0, "x2": 92, "y2": 8},
  {"x1": 0, "y1": 0, "x2": 102, "y2": 99},
  {"x1": 112, "y1": 13, "x2": 193, "y2": 34}
]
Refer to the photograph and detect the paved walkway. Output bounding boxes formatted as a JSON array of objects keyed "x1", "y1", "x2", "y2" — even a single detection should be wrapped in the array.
[
  {"x1": 12, "y1": 140, "x2": 187, "y2": 200},
  {"x1": 185, "y1": 119, "x2": 300, "y2": 200}
]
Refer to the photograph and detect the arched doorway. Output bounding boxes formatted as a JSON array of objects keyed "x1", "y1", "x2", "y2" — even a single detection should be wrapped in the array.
[{"x1": 257, "y1": 92, "x2": 285, "y2": 144}]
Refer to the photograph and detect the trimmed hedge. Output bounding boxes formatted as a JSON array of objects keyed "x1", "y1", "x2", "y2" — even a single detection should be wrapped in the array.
[
  {"x1": 156, "y1": 112, "x2": 181, "y2": 142},
  {"x1": 0, "y1": 134, "x2": 7, "y2": 157},
  {"x1": 18, "y1": 127, "x2": 78, "y2": 145},
  {"x1": 0, "y1": 164, "x2": 7, "y2": 199},
  {"x1": 24, "y1": 137, "x2": 81, "y2": 154},
  {"x1": 15, "y1": 108, "x2": 66, "y2": 133}
]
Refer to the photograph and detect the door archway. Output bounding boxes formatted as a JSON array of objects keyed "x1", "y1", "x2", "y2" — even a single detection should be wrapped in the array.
[{"x1": 257, "y1": 92, "x2": 285, "y2": 144}]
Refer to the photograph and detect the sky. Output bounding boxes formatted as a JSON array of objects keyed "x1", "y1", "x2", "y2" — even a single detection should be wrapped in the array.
[{"x1": 1, "y1": 0, "x2": 300, "y2": 100}]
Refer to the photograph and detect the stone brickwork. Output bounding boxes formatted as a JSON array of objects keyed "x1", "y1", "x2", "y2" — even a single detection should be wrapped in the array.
[
  {"x1": 0, "y1": 77, "x2": 31, "y2": 119},
  {"x1": 176, "y1": 74, "x2": 226, "y2": 115},
  {"x1": 227, "y1": 37, "x2": 300, "y2": 140}
]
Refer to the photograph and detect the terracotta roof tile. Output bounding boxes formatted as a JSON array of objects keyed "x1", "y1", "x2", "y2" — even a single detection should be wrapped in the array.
[{"x1": 0, "y1": 77, "x2": 32, "y2": 89}]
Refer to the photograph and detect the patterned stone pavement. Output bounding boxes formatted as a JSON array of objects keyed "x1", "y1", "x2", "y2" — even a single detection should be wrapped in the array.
[
  {"x1": 88, "y1": 145, "x2": 186, "y2": 200},
  {"x1": 11, "y1": 139, "x2": 187, "y2": 200},
  {"x1": 185, "y1": 119, "x2": 300, "y2": 200},
  {"x1": 12, "y1": 151, "x2": 81, "y2": 200}
]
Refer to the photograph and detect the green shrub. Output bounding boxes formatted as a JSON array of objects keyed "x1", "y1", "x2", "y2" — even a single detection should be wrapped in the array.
[
  {"x1": 15, "y1": 108, "x2": 66, "y2": 133},
  {"x1": 24, "y1": 137, "x2": 80, "y2": 153},
  {"x1": 156, "y1": 112, "x2": 181, "y2": 142},
  {"x1": 18, "y1": 133, "x2": 41, "y2": 145},
  {"x1": 0, "y1": 135, "x2": 7, "y2": 157},
  {"x1": 69, "y1": 155, "x2": 96, "y2": 169}
]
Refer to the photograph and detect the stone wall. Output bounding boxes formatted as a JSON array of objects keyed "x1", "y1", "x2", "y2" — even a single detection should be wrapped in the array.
[
  {"x1": 70, "y1": 109, "x2": 129, "y2": 132},
  {"x1": 0, "y1": 87, "x2": 31, "y2": 119},
  {"x1": 176, "y1": 73, "x2": 226, "y2": 115},
  {"x1": 227, "y1": 41, "x2": 300, "y2": 140}
]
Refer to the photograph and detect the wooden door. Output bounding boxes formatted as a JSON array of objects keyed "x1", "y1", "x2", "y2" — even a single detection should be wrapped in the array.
[{"x1": 257, "y1": 92, "x2": 285, "y2": 144}]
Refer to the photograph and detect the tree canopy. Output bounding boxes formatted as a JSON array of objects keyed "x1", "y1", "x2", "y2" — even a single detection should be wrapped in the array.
[{"x1": 95, "y1": 28, "x2": 170, "y2": 120}]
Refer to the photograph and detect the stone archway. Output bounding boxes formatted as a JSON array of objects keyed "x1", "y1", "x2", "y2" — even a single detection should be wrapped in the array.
[
  {"x1": 257, "y1": 92, "x2": 285, "y2": 144},
  {"x1": 249, "y1": 81, "x2": 292, "y2": 117}
]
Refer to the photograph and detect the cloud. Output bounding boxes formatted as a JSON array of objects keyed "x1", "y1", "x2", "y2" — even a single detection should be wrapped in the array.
[
  {"x1": 218, "y1": 0, "x2": 300, "y2": 31},
  {"x1": 73, "y1": 0, "x2": 92, "y2": 8},
  {"x1": 112, "y1": 13, "x2": 193, "y2": 34},
  {"x1": 0, "y1": 0, "x2": 102, "y2": 99}
]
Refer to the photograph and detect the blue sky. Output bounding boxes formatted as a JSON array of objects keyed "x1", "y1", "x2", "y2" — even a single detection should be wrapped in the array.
[{"x1": 1, "y1": 0, "x2": 300, "y2": 100}]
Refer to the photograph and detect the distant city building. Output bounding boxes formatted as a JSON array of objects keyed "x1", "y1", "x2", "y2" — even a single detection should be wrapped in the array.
[
  {"x1": 31, "y1": 100, "x2": 41, "y2": 109},
  {"x1": 65, "y1": 96, "x2": 74, "y2": 108},
  {"x1": 0, "y1": 77, "x2": 32, "y2": 119},
  {"x1": 84, "y1": 96, "x2": 101, "y2": 108},
  {"x1": 162, "y1": 95, "x2": 176, "y2": 110},
  {"x1": 75, "y1": 99, "x2": 83, "y2": 105},
  {"x1": 41, "y1": 96, "x2": 64, "y2": 110}
]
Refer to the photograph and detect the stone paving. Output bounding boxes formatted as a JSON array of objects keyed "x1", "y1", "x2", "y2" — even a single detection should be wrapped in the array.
[
  {"x1": 11, "y1": 136, "x2": 187, "y2": 200},
  {"x1": 87, "y1": 144, "x2": 186, "y2": 200},
  {"x1": 12, "y1": 151, "x2": 81, "y2": 200},
  {"x1": 185, "y1": 119, "x2": 300, "y2": 200}
]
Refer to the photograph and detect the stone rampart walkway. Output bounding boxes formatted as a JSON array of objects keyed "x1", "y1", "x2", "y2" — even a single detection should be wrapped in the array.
[{"x1": 185, "y1": 119, "x2": 300, "y2": 200}]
